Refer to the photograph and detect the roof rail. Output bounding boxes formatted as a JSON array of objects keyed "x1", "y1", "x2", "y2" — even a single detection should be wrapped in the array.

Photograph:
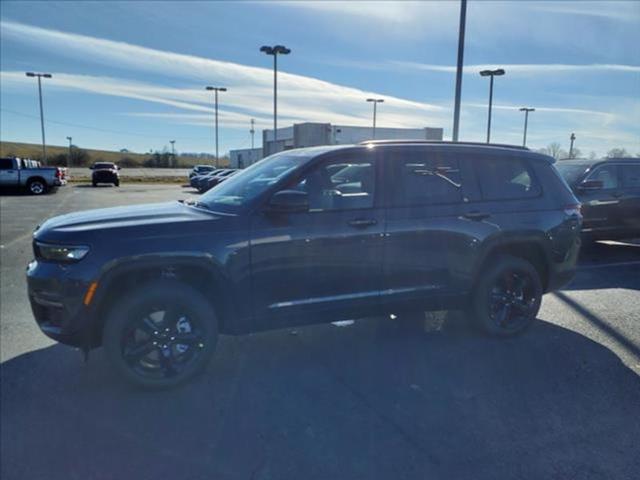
[{"x1": 359, "y1": 139, "x2": 529, "y2": 150}]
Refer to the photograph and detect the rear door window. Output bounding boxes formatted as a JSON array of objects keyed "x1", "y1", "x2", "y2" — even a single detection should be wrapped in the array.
[
  {"x1": 388, "y1": 151, "x2": 462, "y2": 206},
  {"x1": 585, "y1": 164, "x2": 618, "y2": 189},
  {"x1": 620, "y1": 164, "x2": 640, "y2": 188},
  {"x1": 475, "y1": 157, "x2": 541, "y2": 200}
]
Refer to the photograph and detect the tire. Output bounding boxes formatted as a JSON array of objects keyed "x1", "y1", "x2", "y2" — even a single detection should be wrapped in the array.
[
  {"x1": 27, "y1": 179, "x2": 46, "y2": 195},
  {"x1": 103, "y1": 280, "x2": 218, "y2": 389},
  {"x1": 469, "y1": 255, "x2": 542, "y2": 337},
  {"x1": 114, "y1": 180, "x2": 120, "y2": 187},
  {"x1": 92, "y1": 181, "x2": 97, "y2": 187}
]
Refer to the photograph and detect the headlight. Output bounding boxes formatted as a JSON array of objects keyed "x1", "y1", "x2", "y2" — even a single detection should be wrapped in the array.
[{"x1": 35, "y1": 242, "x2": 90, "y2": 263}]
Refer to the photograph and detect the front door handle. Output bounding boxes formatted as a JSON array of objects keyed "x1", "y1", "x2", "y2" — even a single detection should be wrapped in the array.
[
  {"x1": 463, "y1": 211, "x2": 490, "y2": 221},
  {"x1": 348, "y1": 218, "x2": 378, "y2": 228}
]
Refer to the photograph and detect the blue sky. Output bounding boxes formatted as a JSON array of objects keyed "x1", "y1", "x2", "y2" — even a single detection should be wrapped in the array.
[{"x1": 1, "y1": 1, "x2": 639, "y2": 157}]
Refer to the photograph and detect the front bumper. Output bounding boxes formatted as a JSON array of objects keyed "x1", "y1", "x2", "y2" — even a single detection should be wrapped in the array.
[{"x1": 27, "y1": 260, "x2": 94, "y2": 347}]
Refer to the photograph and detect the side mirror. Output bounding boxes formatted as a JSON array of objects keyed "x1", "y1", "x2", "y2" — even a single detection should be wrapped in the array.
[
  {"x1": 117, "y1": 166, "x2": 122, "y2": 170},
  {"x1": 89, "y1": 165, "x2": 94, "y2": 170},
  {"x1": 267, "y1": 190, "x2": 309, "y2": 213},
  {"x1": 578, "y1": 179, "x2": 604, "y2": 190}
]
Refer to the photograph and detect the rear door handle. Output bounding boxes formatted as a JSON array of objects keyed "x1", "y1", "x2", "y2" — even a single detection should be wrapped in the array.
[
  {"x1": 348, "y1": 218, "x2": 378, "y2": 228},
  {"x1": 463, "y1": 211, "x2": 490, "y2": 221}
]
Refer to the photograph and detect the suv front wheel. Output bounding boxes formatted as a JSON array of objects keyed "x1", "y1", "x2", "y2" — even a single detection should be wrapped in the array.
[
  {"x1": 103, "y1": 280, "x2": 218, "y2": 389},
  {"x1": 470, "y1": 255, "x2": 542, "y2": 336}
]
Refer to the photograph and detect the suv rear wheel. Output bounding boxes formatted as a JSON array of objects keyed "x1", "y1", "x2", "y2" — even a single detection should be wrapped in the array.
[
  {"x1": 103, "y1": 280, "x2": 218, "y2": 389},
  {"x1": 470, "y1": 255, "x2": 542, "y2": 336}
]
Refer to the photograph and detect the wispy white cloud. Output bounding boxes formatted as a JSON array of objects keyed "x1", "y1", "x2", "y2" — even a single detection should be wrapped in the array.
[
  {"x1": 530, "y1": 1, "x2": 640, "y2": 22},
  {"x1": 347, "y1": 61, "x2": 640, "y2": 76},
  {"x1": 0, "y1": 20, "x2": 448, "y2": 132}
]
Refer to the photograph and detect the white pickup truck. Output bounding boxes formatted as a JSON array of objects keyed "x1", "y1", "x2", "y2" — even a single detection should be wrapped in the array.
[{"x1": 0, "y1": 157, "x2": 66, "y2": 195}]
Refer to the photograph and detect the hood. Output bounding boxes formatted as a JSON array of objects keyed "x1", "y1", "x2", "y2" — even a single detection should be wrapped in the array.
[{"x1": 35, "y1": 201, "x2": 218, "y2": 242}]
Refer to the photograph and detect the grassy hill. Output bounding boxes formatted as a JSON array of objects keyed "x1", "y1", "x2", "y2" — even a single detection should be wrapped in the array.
[{"x1": 0, "y1": 141, "x2": 228, "y2": 168}]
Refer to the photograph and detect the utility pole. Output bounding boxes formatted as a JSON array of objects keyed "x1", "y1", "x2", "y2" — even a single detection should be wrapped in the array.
[
  {"x1": 452, "y1": 0, "x2": 467, "y2": 142},
  {"x1": 205, "y1": 86, "x2": 227, "y2": 167},
  {"x1": 66, "y1": 136, "x2": 73, "y2": 166},
  {"x1": 250, "y1": 118, "x2": 255, "y2": 150},
  {"x1": 519, "y1": 108, "x2": 535, "y2": 147},
  {"x1": 366, "y1": 98, "x2": 384, "y2": 139},
  {"x1": 26, "y1": 72, "x2": 52, "y2": 162},
  {"x1": 569, "y1": 133, "x2": 576, "y2": 158},
  {"x1": 260, "y1": 45, "x2": 291, "y2": 154},
  {"x1": 479, "y1": 68, "x2": 505, "y2": 143},
  {"x1": 170, "y1": 140, "x2": 176, "y2": 167}
]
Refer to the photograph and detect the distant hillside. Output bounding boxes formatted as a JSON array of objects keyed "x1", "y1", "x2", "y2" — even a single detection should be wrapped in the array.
[{"x1": 0, "y1": 141, "x2": 229, "y2": 168}]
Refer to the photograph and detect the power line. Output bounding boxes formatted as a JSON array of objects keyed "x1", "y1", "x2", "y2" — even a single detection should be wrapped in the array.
[{"x1": 0, "y1": 108, "x2": 213, "y2": 141}]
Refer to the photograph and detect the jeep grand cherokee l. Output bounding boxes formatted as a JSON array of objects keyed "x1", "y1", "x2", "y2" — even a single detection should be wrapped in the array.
[{"x1": 27, "y1": 141, "x2": 582, "y2": 388}]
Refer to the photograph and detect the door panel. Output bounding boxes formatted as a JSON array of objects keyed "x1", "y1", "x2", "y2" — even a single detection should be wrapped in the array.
[
  {"x1": 250, "y1": 152, "x2": 383, "y2": 330},
  {"x1": 381, "y1": 149, "x2": 471, "y2": 311},
  {"x1": 578, "y1": 164, "x2": 621, "y2": 234},
  {"x1": 618, "y1": 163, "x2": 640, "y2": 235}
]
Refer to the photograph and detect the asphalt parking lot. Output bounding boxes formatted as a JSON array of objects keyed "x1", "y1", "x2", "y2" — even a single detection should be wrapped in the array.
[{"x1": 1, "y1": 184, "x2": 639, "y2": 480}]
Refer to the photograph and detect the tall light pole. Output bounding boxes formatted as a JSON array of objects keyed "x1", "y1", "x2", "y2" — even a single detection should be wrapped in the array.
[
  {"x1": 569, "y1": 133, "x2": 576, "y2": 158},
  {"x1": 66, "y1": 136, "x2": 73, "y2": 166},
  {"x1": 260, "y1": 45, "x2": 291, "y2": 155},
  {"x1": 366, "y1": 98, "x2": 384, "y2": 139},
  {"x1": 452, "y1": 0, "x2": 467, "y2": 142},
  {"x1": 519, "y1": 107, "x2": 535, "y2": 147},
  {"x1": 169, "y1": 140, "x2": 176, "y2": 167},
  {"x1": 250, "y1": 118, "x2": 255, "y2": 150},
  {"x1": 479, "y1": 68, "x2": 505, "y2": 143},
  {"x1": 205, "y1": 86, "x2": 227, "y2": 167},
  {"x1": 26, "y1": 72, "x2": 52, "y2": 162}
]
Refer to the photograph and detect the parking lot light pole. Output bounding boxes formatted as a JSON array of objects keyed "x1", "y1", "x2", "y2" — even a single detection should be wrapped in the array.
[
  {"x1": 519, "y1": 108, "x2": 535, "y2": 147},
  {"x1": 479, "y1": 68, "x2": 505, "y2": 143},
  {"x1": 170, "y1": 140, "x2": 176, "y2": 166},
  {"x1": 66, "y1": 136, "x2": 73, "y2": 165},
  {"x1": 260, "y1": 45, "x2": 291, "y2": 154},
  {"x1": 205, "y1": 87, "x2": 227, "y2": 168},
  {"x1": 366, "y1": 98, "x2": 384, "y2": 139},
  {"x1": 452, "y1": 0, "x2": 467, "y2": 142},
  {"x1": 569, "y1": 133, "x2": 576, "y2": 158},
  {"x1": 26, "y1": 72, "x2": 52, "y2": 162}
]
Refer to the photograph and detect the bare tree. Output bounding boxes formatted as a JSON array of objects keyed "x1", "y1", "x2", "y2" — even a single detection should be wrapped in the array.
[{"x1": 606, "y1": 148, "x2": 630, "y2": 158}]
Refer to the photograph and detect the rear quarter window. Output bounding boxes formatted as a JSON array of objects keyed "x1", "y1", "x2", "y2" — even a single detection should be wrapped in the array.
[
  {"x1": 474, "y1": 156, "x2": 541, "y2": 200},
  {"x1": 621, "y1": 164, "x2": 640, "y2": 188}
]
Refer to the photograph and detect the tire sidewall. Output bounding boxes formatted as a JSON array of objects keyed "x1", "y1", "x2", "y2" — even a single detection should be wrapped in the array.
[
  {"x1": 103, "y1": 280, "x2": 218, "y2": 389},
  {"x1": 471, "y1": 255, "x2": 542, "y2": 337},
  {"x1": 28, "y1": 180, "x2": 46, "y2": 195}
]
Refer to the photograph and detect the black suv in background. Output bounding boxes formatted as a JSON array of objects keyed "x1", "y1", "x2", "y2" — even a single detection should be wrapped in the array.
[
  {"x1": 91, "y1": 162, "x2": 120, "y2": 187},
  {"x1": 556, "y1": 158, "x2": 640, "y2": 241},
  {"x1": 27, "y1": 142, "x2": 581, "y2": 388}
]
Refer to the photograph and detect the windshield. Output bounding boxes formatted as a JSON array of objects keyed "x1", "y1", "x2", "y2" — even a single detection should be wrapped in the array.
[
  {"x1": 94, "y1": 163, "x2": 115, "y2": 170},
  {"x1": 555, "y1": 163, "x2": 590, "y2": 185},
  {"x1": 198, "y1": 151, "x2": 311, "y2": 212}
]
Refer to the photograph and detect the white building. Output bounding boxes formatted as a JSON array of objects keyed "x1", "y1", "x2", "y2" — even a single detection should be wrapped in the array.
[{"x1": 229, "y1": 122, "x2": 444, "y2": 167}]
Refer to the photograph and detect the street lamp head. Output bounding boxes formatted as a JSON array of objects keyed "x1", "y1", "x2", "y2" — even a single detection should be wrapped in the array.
[
  {"x1": 519, "y1": 107, "x2": 535, "y2": 112},
  {"x1": 273, "y1": 45, "x2": 291, "y2": 55},
  {"x1": 205, "y1": 86, "x2": 214, "y2": 91},
  {"x1": 480, "y1": 68, "x2": 505, "y2": 77},
  {"x1": 219, "y1": 87, "x2": 227, "y2": 92},
  {"x1": 366, "y1": 98, "x2": 384, "y2": 103},
  {"x1": 43, "y1": 74, "x2": 52, "y2": 78},
  {"x1": 260, "y1": 45, "x2": 274, "y2": 55},
  {"x1": 26, "y1": 72, "x2": 35, "y2": 77}
]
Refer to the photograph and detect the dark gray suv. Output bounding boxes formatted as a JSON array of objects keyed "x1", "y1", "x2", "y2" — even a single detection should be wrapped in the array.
[{"x1": 27, "y1": 141, "x2": 582, "y2": 388}]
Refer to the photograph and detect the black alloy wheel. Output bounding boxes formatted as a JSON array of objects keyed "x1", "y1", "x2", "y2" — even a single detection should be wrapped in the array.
[
  {"x1": 104, "y1": 280, "x2": 218, "y2": 388},
  {"x1": 470, "y1": 255, "x2": 542, "y2": 336}
]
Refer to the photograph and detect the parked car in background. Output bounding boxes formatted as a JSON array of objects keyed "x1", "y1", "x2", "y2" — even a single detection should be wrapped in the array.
[
  {"x1": 0, "y1": 157, "x2": 66, "y2": 195},
  {"x1": 189, "y1": 164, "x2": 216, "y2": 179},
  {"x1": 27, "y1": 141, "x2": 581, "y2": 388},
  {"x1": 190, "y1": 168, "x2": 224, "y2": 189},
  {"x1": 91, "y1": 162, "x2": 120, "y2": 187},
  {"x1": 555, "y1": 158, "x2": 640, "y2": 241},
  {"x1": 199, "y1": 169, "x2": 238, "y2": 193}
]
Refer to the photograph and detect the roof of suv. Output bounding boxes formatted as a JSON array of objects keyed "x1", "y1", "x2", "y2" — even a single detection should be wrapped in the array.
[{"x1": 359, "y1": 139, "x2": 529, "y2": 151}]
